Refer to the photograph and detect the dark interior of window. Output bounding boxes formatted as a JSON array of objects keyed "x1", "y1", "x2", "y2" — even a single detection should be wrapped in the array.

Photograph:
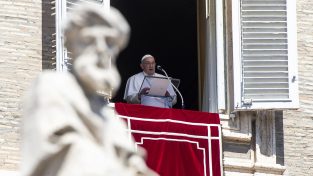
[{"x1": 111, "y1": 0, "x2": 199, "y2": 110}]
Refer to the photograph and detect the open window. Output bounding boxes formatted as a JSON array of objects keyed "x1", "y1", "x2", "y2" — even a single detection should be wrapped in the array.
[
  {"x1": 230, "y1": 0, "x2": 298, "y2": 110},
  {"x1": 54, "y1": 0, "x2": 299, "y2": 111}
]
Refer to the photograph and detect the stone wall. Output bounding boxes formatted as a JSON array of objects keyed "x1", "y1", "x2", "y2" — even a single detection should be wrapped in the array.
[
  {"x1": 222, "y1": 1, "x2": 313, "y2": 175},
  {"x1": 283, "y1": 1, "x2": 313, "y2": 175},
  {"x1": 0, "y1": 0, "x2": 43, "y2": 170}
]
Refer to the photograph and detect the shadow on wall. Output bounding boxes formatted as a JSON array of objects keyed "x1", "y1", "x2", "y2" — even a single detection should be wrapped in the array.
[
  {"x1": 42, "y1": 0, "x2": 57, "y2": 70},
  {"x1": 275, "y1": 111, "x2": 284, "y2": 165}
]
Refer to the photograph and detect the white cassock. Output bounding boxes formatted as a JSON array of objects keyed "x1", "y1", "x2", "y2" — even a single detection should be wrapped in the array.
[{"x1": 123, "y1": 72, "x2": 177, "y2": 108}]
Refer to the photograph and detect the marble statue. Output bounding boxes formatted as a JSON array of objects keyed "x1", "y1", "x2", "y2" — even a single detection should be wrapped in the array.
[{"x1": 21, "y1": 4, "x2": 157, "y2": 176}]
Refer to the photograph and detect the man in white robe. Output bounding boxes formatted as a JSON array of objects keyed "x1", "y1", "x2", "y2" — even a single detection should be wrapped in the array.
[{"x1": 123, "y1": 54, "x2": 177, "y2": 108}]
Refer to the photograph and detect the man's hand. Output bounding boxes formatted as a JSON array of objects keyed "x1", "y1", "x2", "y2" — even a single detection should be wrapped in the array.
[
  {"x1": 140, "y1": 87, "x2": 150, "y2": 95},
  {"x1": 138, "y1": 87, "x2": 150, "y2": 100}
]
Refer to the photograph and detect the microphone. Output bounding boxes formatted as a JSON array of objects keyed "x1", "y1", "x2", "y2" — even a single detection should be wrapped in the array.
[
  {"x1": 157, "y1": 65, "x2": 185, "y2": 109},
  {"x1": 157, "y1": 65, "x2": 162, "y2": 71}
]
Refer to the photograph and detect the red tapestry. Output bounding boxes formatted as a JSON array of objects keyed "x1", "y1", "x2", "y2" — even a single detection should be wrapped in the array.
[{"x1": 115, "y1": 103, "x2": 222, "y2": 176}]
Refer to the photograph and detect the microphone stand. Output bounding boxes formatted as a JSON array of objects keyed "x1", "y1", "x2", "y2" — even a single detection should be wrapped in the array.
[{"x1": 158, "y1": 66, "x2": 185, "y2": 109}]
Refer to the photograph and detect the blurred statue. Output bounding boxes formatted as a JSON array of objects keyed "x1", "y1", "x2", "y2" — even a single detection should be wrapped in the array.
[{"x1": 22, "y1": 4, "x2": 157, "y2": 176}]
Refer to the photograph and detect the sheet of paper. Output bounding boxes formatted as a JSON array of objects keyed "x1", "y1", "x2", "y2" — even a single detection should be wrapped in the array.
[{"x1": 148, "y1": 78, "x2": 170, "y2": 96}]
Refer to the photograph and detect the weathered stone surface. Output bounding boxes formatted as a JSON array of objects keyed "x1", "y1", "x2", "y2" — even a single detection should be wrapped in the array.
[
  {"x1": 0, "y1": 0, "x2": 43, "y2": 170},
  {"x1": 283, "y1": 1, "x2": 313, "y2": 176}
]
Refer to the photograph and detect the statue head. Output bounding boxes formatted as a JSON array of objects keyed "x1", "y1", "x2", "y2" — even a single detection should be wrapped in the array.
[{"x1": 64, "y1": 4, "x2": 130, "y2": 96}]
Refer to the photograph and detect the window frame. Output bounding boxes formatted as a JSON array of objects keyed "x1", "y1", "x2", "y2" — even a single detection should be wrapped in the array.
[{"x1": 55, "y1": 0, "x2": 110, "y2": 72}]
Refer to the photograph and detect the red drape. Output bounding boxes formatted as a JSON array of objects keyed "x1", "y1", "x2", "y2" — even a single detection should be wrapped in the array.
[{"x1": 115, "y1": 103, "x2": 222, "y2": 176}]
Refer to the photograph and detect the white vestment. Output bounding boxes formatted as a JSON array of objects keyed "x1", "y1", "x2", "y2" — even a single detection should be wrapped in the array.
[{"x1": 123, "y1": 72, "x2": 177, "y2": 108}]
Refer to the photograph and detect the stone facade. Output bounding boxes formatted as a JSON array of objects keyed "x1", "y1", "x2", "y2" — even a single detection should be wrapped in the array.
[
  {"x1": 221, "y1": 1, "x2": 313, "y2": 175},
  {"x1": 0, "y1": 0, "x2": 41, "y2": 170},
  {"x1": 283, "y1": 1, "x2": 313, "y2": 175},
  {"x1": 0, "y1": 0, "x2": 55, "y2": 171},
  {"x1": 0, "y1": 0, "x2": 312, "y2": 175}
]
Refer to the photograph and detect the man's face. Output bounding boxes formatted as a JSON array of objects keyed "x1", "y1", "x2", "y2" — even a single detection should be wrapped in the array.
[{"x1": 140, "y1": 57, "x2": 156, "y2": 76}]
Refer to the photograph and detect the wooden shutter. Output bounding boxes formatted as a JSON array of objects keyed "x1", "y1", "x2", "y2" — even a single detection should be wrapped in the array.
[{"x1": 232, "y1": 0, "x2": 298, "y2": 109}]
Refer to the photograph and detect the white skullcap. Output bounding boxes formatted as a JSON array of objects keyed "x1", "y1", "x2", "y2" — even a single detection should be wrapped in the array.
[{"x1": 141, "y1": 54, "x2": 154, "y2": 62}]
